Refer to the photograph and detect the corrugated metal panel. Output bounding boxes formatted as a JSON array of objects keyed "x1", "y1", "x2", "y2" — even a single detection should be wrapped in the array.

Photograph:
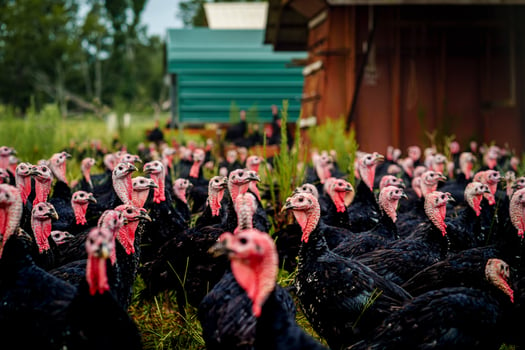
[{"x1": 166, "y1": 28, "x2": 307, "y2": 123}]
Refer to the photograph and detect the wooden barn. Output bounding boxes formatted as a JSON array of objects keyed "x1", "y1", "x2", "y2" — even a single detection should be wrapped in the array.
[{"x1": 265, "y1": 0, "x2": 525, "y2": 154}]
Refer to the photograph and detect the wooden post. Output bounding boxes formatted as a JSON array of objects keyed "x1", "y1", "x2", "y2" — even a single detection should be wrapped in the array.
[{"x1": 391, "y1": 9, "x2": 401, "y2": 148}]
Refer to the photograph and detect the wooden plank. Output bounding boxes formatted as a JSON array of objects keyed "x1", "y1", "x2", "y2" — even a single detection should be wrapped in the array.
[{"x1": 391, "y1": 9, "x2": 401, "y2": 148}]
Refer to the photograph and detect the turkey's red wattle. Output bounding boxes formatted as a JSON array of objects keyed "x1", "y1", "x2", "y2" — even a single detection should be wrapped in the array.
[
  {"x1": 293, "y1": 207, "x2": 320, "y2": 243},
  {"x1": 360, "y1": 165, "x2": 376, "y2": 192},
  {"x1": 150, "y1": 173, "x2": 165, "y2": 203},
  {"x1": 117, "y1": 222, "x2": 139, "y2": 255},
  {"x1": 32, "y1": 219, "x2": 52, "y2": 253},
  {"x1": 73, "y1": 202, "x2": 89, "y2": 225},
  {"x1": 210, "y1": 190, "x2": 225, "y2": 216},
  {"x1": 189, "y1": 160, "x2": 201, "y2": 179},
  {"x1": 87, "y1": 255, "x2": 110, "y2": 296},
  {"x1": 34, "y1": 179, "x2": 51, "y2": 206}
]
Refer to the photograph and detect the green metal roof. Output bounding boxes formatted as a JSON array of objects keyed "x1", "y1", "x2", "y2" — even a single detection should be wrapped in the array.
[{"x1": 166, "y1": 28, "x2": 306, "y2": 124}]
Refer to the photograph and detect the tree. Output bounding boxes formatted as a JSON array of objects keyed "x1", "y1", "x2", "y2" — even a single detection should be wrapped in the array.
[
  {"x1": 0, "y1": 0, "x2": 165, "y2": 116},
  {"x1": 0, "y1": 0, "x2": 83, "y2": 114}
]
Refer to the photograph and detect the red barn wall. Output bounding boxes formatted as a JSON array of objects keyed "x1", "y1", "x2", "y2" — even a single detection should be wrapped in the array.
[{"x1": 301, "y1": 5, "x2": 525, "y2": 155}]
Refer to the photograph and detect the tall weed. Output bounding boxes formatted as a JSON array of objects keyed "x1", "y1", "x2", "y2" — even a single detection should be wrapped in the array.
[
  {"x1": 307, "y1": 118, "x2": 359, "y2": 186},
  {"x1": 261, "y1": 100, "x2": 305, "y2": 233}
]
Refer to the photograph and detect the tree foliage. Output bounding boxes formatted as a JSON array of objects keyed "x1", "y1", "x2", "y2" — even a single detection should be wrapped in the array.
[{"x1": 0, "y1": 0, "x2": 165, "y2": 116}]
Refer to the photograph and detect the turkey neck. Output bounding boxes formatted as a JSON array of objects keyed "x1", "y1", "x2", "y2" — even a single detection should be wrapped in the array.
[
  {"x1": 82, "y1": 166, "x2": 93, "y2": 190},
  {"x1": 34, "y1": 178, "x2": 52, "y2": 206},
  {"x1": 0, "y1": 195, "x2": 23, "y2": 257},
  {"x1": 113, "y1": 175, "x2": 133, "y2": 205},
  {"x1": 16, "y1": 175, "x2": 32, "y2": 204},
  {"x1": 150, "y1": 172, "x2": 166, "y2": 203},
  {"x1": 117, "y1": 221, "x2": 140, "y2": 255},
  {"x1": 132, "y1": 189, "x2": 150, "y2": 208},
  {"x1": 31, "y1": 217, "x2": 52, "y2": 253},
  {"x1": 376, "y1": 210, "x2": 398, "y2": 239},
  {"x1": 408, "y1": 222, "x2": 450, "y2": 258},
  {"x1": 87, "y1": 253, "x2": 110, "y2": 295},
  {"x1": 208, "y1": 188, "x2": 225, "y2": 217},
  {"x1": 72, "y1": 201, "x2": 89, "y2": 226},
  {"x1": 315, "y1": 162, "x2": 331, "y2": 184},
  {"x1": 353, "y1": 180, "x2": 377, "y2": 208},
  {"x1": 298, "y1": 221, "x2": 329, "y2": 262}
]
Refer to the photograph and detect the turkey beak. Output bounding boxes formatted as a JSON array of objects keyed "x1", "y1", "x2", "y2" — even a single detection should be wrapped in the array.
[
  {"x1": 446, "y1": 193, "x2": 455, "y2": 203},
  {"x1": 148, "y1": 181, "x2": 159, "y2": 189},
  {"x1": 344, "y1": 185, "x2": 353, "y2": 192},
  {"x1": 134, "y1": 156, "x2": 143, "y2": 164},
  {"x1": 248, "y1": 173, "x2": 261, "y2": 182},
  {"x1": 374, "y1": 154, "x2": 385, "y2": 163},
  {"x1": 15, "y1": 227, "x2": 33, "y2": 241},
  {"x1": 143, "y1": 165, "x2": 152, "y2": 174},
  {"x1": 281, "y1": 200, "x2": 294, "y2": 212},
  {"x1": 64, "y1": 153, "x2": 72, "y2": 159},
  {"x1": 128, "y1": 164, "x2": 138, "y2": 173},
  {"x1": 98, "y1": 241, "x2": 111, "y2": 259},
  {"x1": 28, "y1": 166, "x2": 40, "y2": 176},
  {"x1": 47, "y1": 209, "x2": 59, "y2": 221},
  {"x1": 87, "y1": 193, "x2": 97, "y2": 204},
  {"x1": 208, "y1": 240, "x2": 232, "y2": 258},
  {"x1": 10, "y1": 148, "x2": 17, "y2": 155},
  {"x1": 398, "y1": 181, "x2": 406, "y2": 188},
  {"x1": 401, "y1": 192, "x2": 409, "y2": 199},
  {"x1": 438, "y1": 174, "x2": 447, "y2": 182},
  {"x1": 137, "y1": 211, "x2": 152, "y2": 222}
]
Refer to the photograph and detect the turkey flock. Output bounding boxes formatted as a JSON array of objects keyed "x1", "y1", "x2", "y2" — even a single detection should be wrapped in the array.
[{"x1": 0, "y1": 138, "x2": 524, "y2": 350}]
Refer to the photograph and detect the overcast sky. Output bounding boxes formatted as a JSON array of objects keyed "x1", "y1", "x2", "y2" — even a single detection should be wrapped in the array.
[{"x1": 142, "y1": 0, "x2": 183, "y2": 38}]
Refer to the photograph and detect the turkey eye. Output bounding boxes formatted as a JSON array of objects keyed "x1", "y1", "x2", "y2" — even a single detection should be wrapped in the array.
[
  {"x1": 126, "y1": 209, "x2": 133, "y2": 214},
  {"x1": 239, "y1": 172, "x2": 244, "y2": 177},
  {"x1": 298, "y1": 197, "x2": 304, "y2": 202},
  {"x1": 239, "y1": 237, "x2": 248, "y2": 245},
  {"x1": 42, "y1": 167, "x2": 48, "y2": 171}
]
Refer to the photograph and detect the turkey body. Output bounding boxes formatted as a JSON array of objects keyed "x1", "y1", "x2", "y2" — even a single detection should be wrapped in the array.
[
  {"x1": 356, "y1": 222, "x2": 450, "y2": 285},
  {"x1": 295, "y1": 227, "x2": 411, "y2": 349},
  {"x1": 349, "y1": 287, "x2": 511, "y2": 350},
  {"x1": 198, "y1": 269, "x2": 296, "y2": 350},
  {"x1": 254, "y1": 289, "x2": 327, "y2": 350}
]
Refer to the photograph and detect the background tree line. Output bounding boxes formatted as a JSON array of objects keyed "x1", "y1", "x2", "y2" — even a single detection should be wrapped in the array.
[
  {"x1": 0, "y1": 0, "x2": 165, "y2": 117},
  {"x1": 0, "y1": 0, "x2": 263, "y2": 117}
]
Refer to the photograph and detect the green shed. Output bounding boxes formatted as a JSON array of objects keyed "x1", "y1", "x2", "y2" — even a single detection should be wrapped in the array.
[{"x1": 166, "y1": 28, "x2": 306, "y2": 125}]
